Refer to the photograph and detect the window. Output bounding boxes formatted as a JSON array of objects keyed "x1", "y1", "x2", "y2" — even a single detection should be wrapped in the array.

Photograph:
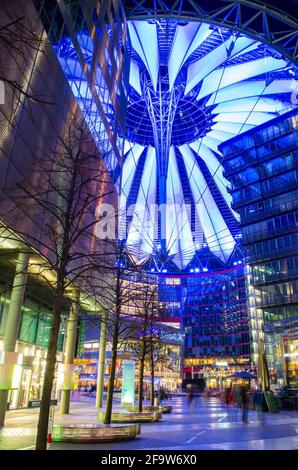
[
  {"x1": 19, "y1": 309, "x2": 38, "y2": 344},
  {"x1": 36, "y1": 314, "x2": 51, "y2": 348}
]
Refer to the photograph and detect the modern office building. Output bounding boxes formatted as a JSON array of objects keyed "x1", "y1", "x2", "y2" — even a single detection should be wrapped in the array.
[
  {"x1": 1, "y1": 0, "x2": 298, "y2": 409},
  {"x1": 220, "y1": 109, "x2": 298, "y2": 388}
]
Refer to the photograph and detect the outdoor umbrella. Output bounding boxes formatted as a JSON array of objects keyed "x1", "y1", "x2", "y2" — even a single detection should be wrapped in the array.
[
  {"x1": 226, "y1": 372, "x2": 257, "y2": 379},
  {"x1": 257, "y1": 339, "x2": 270, "y2": 391}
]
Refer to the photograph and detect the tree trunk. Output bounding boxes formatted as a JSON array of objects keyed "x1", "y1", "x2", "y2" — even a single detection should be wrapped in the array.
[
  {"x1": 103, "y1": 306, "x2": 120, "y2": 424},
  {"x1": 138, "y1": 354, "x2": 145, "y2": 412},
  {"x1": 150, "y1": 346, "x2": 155, "y2": 407},
  {"x1": 35, "y1": 292, "x2": 63, "y2": 450}
]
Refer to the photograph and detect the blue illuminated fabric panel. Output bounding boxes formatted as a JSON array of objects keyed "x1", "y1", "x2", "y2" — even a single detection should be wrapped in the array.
[{"x1": 53, "y1": 19, "x2": 297, "y2": 270}]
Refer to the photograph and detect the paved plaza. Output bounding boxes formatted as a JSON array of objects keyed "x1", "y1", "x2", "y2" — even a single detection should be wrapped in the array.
[{"x1": 1, "y1": 396, "x2": 298, "y2": 451}]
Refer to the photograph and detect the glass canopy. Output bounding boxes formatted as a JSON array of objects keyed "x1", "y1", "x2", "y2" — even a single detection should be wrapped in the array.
[
  {"x1": 120, "y1": 19, "x2": 296, "y2": 270},
  {"x1": 54, "y1": 18, "x2": 297, "y2": 271}
]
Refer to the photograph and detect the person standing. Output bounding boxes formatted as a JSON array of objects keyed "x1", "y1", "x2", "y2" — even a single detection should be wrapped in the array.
[
  {"x1": 187, "y1": 389, "x2": 194, "y2": 408},
  {"x1": 253, "y1": 387, "x2": 265, "y2": 424},
  {"x1": 240, "y1": 385, "x2": 249, "y2": 423}
]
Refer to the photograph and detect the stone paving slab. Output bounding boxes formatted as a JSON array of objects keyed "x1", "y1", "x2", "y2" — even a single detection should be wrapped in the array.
[{"x1": 1, "y1": 396, "x2": 298, "y2": 450}]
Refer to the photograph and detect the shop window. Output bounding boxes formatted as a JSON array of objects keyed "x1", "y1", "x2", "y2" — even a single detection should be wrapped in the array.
[
  {"x1": 36, "y1": 314, "x2": 51, "y2": 348},
  {"x1": 19, "y1": 309, "x2": 38, "y2": 344}
]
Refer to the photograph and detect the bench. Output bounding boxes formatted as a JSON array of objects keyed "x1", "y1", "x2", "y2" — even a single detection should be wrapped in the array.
[
  {"x1": 98, "y1": 411, "x2": 162, "y2": 423},
  {"x1": 52, "y1": 423, "x2": 140, "y2": 442}
]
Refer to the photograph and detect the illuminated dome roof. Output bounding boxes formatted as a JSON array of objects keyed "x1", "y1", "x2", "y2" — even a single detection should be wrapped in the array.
[
  {"x1": 53, "y1": 7, "x2": 297, "y2": 271},
  {"x1": 119, "y1": 18, "x2": 296, "y2": 269}
]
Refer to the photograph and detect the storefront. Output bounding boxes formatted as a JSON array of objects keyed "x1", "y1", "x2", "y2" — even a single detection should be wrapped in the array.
[
  {"x1": 0, "y1": 292, "x2": 66, "y2": 409},
  {"x1": 265, "y1": 320, "x2": 298, "y2": 388},
  {"x1": 79, "y1": 339, "x2": 182, "y2": 393},
  {"x1": 0, "y1": 339, "x2": 64, "y2": 409},
  {"x1": 184, "y1": 357, "x2": 252, "y2": 389}
]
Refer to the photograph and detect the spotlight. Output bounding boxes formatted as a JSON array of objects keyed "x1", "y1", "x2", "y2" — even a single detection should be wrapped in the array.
[{"x1": 203, "y1": 267, "x2": 208, "y2": 272}]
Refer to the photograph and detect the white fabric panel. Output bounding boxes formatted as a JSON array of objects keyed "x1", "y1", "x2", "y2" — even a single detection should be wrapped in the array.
[
  {"x1": 166, "y1": 147, "x2": 196, "y2": 269},
  {"x1": 197, "y1": 57, "x2": 287, "y2": 100},
  {"x1": 180, "y1": 145, "x2": 235, "y2": 262},
  {"x1": 193, "y1": 143, "x2": 239, "y2": 221},
  {"x1": 231, "y1": 42, "x2": 261, "y2": 59},
  {"x1": 212, "y1": 97, "x2": 288, "y2": 114},
  {"x1": 185, "y1": 36, "x2": 255, "y2": 95},
  {"x1": 214, "y1": 112, "x2": 276, "y2": 126},
  {"x1": 201, "y1": 136, "x2": 222, "y2": 153},
  {"x1": 168, "y1": 22, "x2": 211, "y2": 90},
  {"x1": 205, "y1": 130, "x2": 237, "y2": 141},
  {"x1": 206, "y1": 80, "x2": 294, "y2": 106},
  {"x1": 121, "y1": 144, "x2": 145, "y2": 198},
  {"x1": 128, "y1": 21, "x2": 159, "y2": 91},
  {"x1": 124, "y1": 140, "x2": 134, "y2": 156},
  {"x1": 190, "y1": 141, "x2": 228, "y2": 186},
  {"x1": 126, "y1": 146, "x2": 157, "y2": 261},
  {"x1": 129, "y1": 60, "x2": 142, "y2": 95},
  {"x1": 184, "y1": 23, "x2": 213, "y2": 66},
  {"x1": 118, "y1": 144, "x2": 145, "y2": 239},
  {"x1": 212, "y1": 122, "x2": 254, "y2": 134}
]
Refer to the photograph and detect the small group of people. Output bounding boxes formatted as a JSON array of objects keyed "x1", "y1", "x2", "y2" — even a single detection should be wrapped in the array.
[
  {"x1": 80, "y1": 384, "x2": 96, "y2": 394},
  {"x1": 155, "y1": 387, "x2": 172, "y2": 401},
  {"x1": 227, "y1": 385, "x2": 265, "y2": 424}
]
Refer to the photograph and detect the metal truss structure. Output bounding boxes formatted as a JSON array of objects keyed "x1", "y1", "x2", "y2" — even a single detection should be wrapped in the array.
[
  {"x1": 124, "y1": 0, "x2": 298, "y2": 66},
  {"x1": 43, "y1": 0, "x2": 298, "y2": 272}
]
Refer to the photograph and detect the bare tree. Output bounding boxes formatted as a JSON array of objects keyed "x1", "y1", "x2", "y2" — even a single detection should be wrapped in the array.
[
  {"x1": 0, "y1": 112, "x2": 114, "y2": 449},
  {"x1": 92, "y1": 240, "x2": 145, "y2": 424},
  {"x1": 0, "y1": 2, "x2": 52, "y2": 106},
  {"x1": 127, "y1": 272, "x2": 158, "y2": 412},
  {"x1": 148, "y1": 314, "x2": 166, "y2": 406}
]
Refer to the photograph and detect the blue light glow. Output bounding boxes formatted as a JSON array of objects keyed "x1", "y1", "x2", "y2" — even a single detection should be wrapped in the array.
[{"x1": 53, "y1": 19, "x2": 297, "y2": 271}]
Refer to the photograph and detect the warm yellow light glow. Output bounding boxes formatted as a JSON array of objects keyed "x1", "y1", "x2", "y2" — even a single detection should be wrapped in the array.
[{"x1": 11, "y1": 365, "x2": 22, "y2": 389}]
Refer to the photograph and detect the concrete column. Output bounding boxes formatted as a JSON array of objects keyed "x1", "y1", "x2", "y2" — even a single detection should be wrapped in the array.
[
  {"x1": 96, "y1": 309, "x2": 108, "y2": 409},
  {"x1": 60, "y1": 290, "x2": 80, "y2": 415},
  {"x1": 0, "y1": 251, "x2": 29, "y2": 426}
]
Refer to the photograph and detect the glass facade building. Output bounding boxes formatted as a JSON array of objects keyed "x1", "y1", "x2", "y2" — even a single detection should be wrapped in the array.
[
  {"x1": 220, "y1": 109, "x2": 298, "y2": 387},
  {"x1": 155, "y1": 267, "x2": 251, "y2": 387},
  {"x1": 1, "y1": 0, "x2": 298, "y2": 411}
]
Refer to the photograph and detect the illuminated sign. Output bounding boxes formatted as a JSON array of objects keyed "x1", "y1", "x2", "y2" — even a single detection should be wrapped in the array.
[{"x1": 121, "y1": 360, "x2": 135, "y2": 406}]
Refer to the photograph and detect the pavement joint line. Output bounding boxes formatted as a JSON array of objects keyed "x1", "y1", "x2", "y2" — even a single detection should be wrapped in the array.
[{"x1": 185, "y1": 430, "x2": 206, "y2": 444}]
